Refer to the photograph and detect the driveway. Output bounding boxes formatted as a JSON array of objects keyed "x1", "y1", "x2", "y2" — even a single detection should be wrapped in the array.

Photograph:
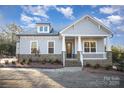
[{"x1": 0, "y1": 67, "x2": 124, "y2": 88}]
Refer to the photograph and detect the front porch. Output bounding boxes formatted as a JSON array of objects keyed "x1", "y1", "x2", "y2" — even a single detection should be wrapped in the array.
[{"x1": 61, "y1": 36, "x2": 111, "y2": 67}]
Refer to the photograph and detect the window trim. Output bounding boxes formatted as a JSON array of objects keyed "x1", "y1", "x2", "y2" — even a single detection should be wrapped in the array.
[
  {"x1": 39, "y1": 26, "x2": 44, "y2": 32},
  {"x1": 47, "y1": 40, "x2": 55, "y2": 54},
  {"x1": 83, "y1": 40, "x2": 97, "y2": 53},
  {"x1": 30, "y1": 40, "x2": 38, "y2": 54},
  {"x1": 38, "y1": 26, "x2": 49, "y2": 33}
]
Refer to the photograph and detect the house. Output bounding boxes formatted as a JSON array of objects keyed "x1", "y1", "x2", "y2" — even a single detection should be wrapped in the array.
[{"x1": 16, "y1": 15, "x2": 113, "y2": 67}]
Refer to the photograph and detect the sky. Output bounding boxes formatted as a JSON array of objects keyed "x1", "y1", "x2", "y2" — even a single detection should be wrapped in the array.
[{"x1": 0, "y1": 5, "x2": 124, "y2": 47}]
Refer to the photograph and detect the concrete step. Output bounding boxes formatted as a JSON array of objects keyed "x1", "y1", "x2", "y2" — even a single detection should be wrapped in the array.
[{"x1": 65, "y1": 59, "x2": 82, "y2": 67}]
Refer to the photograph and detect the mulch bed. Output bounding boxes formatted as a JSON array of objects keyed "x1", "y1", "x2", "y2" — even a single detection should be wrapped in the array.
[
  {"x1": 0, "y1": 62, "x2": 63, "y2": 69},
  {"x1": 84, "y1": 67, "x2": 124, "y2": 75}
]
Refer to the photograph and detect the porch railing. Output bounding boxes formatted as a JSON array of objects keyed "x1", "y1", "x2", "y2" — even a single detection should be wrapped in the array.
[
  {"x1": 65, "y1": 52, "x2": 107, "y2": 59},
  {"x1": 83, "y1": 52, "x2": 107, "y2": 59},
  {"x1": 65, "y1": 53, "x2": 77, "y2": 59}
]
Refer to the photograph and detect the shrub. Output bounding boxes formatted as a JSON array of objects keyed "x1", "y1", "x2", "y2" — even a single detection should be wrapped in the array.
[
  {"x1": 26, "y1": 59, "x2": 30, "y2": 65},
  {"x1": 93, "y1": 64, "x2": 100, "y2": 69},
  {"x1": 20, "y1": 62, "x2": 24, "y2": 65},
  {"x1": 27, "y1": 61, "x2": 30, "y2": 65},
  {"x1": 105, "y1": 65, "x2": 112, "y2": 70},
  {"x1": 5, "y1": 60, "x2": 9, "y2": 65},
  {"x1": 20, "y1": 59, "x2": 26, "y2": 65},
  {"x1": 48, "y1": 59, "x2": 52, "y2": 63},
  {"x1": 41, "y1": 59, "x2": 47, "y2": 64},
  {"x1": 85, "y1": 63, "x2": 91, "y2": 67},
  {"x1": 29, "y1": 58, "x2": 32, "y2": 62},
  {"x1": 51, "y1": 60, "x2": 55, "y2": 64},
  {"x1": 12, "y1": 61, "x2": 15, "y2": 64},
  {"x1": 55, "y1": 59, "x2": 61, "y2": 64}
]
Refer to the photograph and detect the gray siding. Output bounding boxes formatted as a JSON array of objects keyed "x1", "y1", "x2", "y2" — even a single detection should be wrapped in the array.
[
  {"x1": 61, "y1": 19, "x2": 108, "y2": 35},
  {"x1": 20, "y1": 38, "x2": 30, "y2": 54},
  {"x1": 19, "y1": 36, "x2": 62, "y2": 54}
]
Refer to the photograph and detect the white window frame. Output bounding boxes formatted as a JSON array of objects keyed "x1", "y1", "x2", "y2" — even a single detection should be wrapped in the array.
[
  {"x1": 37, "y1": 26, "x2": 49, "y2": 33},
  {"x1": 39, "y1": 26, "x2": 44, "y2": 32},
  {"x1": 47, "y1": 40, "x2": 55, "y2": 54},
  {"x1": 30, "y1": 40, "x2": 38, "y2": 54},
  {"x1": 83, "y1": 40, "x2": 97, "y2": 53}
]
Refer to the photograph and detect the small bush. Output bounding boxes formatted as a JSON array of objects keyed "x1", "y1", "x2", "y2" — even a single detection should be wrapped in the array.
[
  {"x1": 51, "y1": 60, "x2": 55, "y2": 64},
  {"x1": 12, "y1": 61, "x2": 16, "y2": 65},
  {"x1": 55, "y1": 59, "x2": 61, "y2": 64},
  {"x1": 20, "y1": 62, "x2": 24, "y2": 65},
  {"x1": 27, "y1": 61, "x2": 30, "y2": 65},
  {"x1": 22, "y1": 59, "x2": 26, "y2": 63},
  {"x1": 105, "y1": 65, "x2": 112, "y2": 70},
  {"x1": 48, "y1": 59, "x2": 52, "y2": 63},
  {"x1": 26, "y1": 59, "x2": 30, "y2": 65},
  {"x1": 29, "y1": 58, "x2": 32, "y2": 62},
  {"x1": 93, "y1": 64, "x2": 100, "y2": 69},
  {"x1": 20, "y1": 59, "x2": 26, "y2": 65},
  {"x1": 85, "y1": 63, "x2": 91, "y2": 67},
  {"x1": 41, "y1": 61, "x2": 45, "y2": 64},
  {"x1": 5, "y1": 60, "x2": 9, "y2": 65}
]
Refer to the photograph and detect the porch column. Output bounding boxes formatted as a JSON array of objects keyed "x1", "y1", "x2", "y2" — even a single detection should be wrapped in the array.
[
  {"x1": 62, "y1": 36, "x2": 66, "y2": 67},
  {"x1": 62, "y1": 36, "x2": 66, "y2": 51},
  {"x1": 106, "y1": 36, "x2": 111, "y2": 51},
  {"x1": 78, "y1": 36, "x2": 82, "y2": 51},
  {"x1": 77, "y1": 36, "x2": 83, "y2": 68}
]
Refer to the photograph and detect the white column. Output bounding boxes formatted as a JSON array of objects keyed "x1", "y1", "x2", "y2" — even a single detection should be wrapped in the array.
[
  {"x1": 62, "y1": 36, "x2": 66, "y2": 51},
  {"x1": 78, "y1": 36, "x2": 82, "y2": 51},
  {"x1": 62, "y1": 36, "x2": 66, "y2": 67},
  {"x1": 106, "y1": 36, "x2": 111, "y2": 51}
]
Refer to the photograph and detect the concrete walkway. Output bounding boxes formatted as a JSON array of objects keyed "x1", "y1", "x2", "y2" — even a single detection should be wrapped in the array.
[{"x1": 0, "y1": 67, "x2": 124, "y2": 88}]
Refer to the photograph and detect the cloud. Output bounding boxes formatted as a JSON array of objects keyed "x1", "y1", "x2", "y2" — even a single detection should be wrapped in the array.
[
  {"x1": 21, "y1": 13, "x2": 48, "y2": 28},
  {"x1": 20, "y1": 13, "x2": 35, "y2": 28},
  {"x1": 95, "y1": 15, "x2": 123, "y2": 28},
  {"x1": 107, "y1": 15, "x2": 123, "y2": 24},
  {"x1": 20, "y1": 6, "x2": 75, "y2": 29},
  {"x1": 99, "y1": 7, "x2": 118, "y2": 14},
  {"x1": 21, "y1": 5, "x2": 51, "y2": 19},
  {"x1": 117, "y1": 26, "x2": 124, "y2": 32},
  {"x1": 94, "y1": 17, "x2": 111, "y2": 27},
  {"x1": 56, "y1": 7, "x2": 75, "y2": 20},
  {"x1": 21, "y1": 13, "x2": 33, "y2": 24}
]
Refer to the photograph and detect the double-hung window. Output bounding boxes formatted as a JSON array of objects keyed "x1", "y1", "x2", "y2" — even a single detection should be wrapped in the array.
[
  {"x1": 44, "y1": 26, "x2": 48, "y2": 32},
  {"x1": 84, "y1": 41, "x2": 96, "y2": 52},
  {"x1": 31, "y1": 41, "x2": 38, "y2": 54},
  {"x1": 40, "y1": 27, "x2": 43, "y2": 32},
  {"x1": 39, "y1": 26, "x2": 49, "y2": 33},
  {"x1": 48, "y1": 41, "x2": 54, "y2": 54}
]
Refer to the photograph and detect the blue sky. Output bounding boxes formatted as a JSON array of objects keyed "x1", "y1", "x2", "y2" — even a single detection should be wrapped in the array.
[{"x1": 0, "y1": 5, "x2": 124, "y2": 47}]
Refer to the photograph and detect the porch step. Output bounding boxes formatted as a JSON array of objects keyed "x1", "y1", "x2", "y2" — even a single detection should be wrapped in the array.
[{"x1": 65, "y1": 59, "x2": 81, "y2": 67}]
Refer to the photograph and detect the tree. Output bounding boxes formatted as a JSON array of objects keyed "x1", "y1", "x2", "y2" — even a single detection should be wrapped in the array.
[
  {"x1": 0, "y1": 23, "x2": 23, "y2": 56},
  {"x1": 0, "y1": 23, "x2": 23, "y2": 43},
  {"x1": 112, "y1": 46, "x2": 124, "y2": 63}
]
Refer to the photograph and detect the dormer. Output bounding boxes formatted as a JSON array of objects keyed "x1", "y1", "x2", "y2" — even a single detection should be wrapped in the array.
[{"x1": 36, "y1": 23, "x2": 51, "y2": 33}]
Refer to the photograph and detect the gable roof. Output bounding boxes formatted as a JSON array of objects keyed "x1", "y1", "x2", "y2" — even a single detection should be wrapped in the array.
[{"x1": 59, "y1": 15, "x2": 113, "y2": 36}]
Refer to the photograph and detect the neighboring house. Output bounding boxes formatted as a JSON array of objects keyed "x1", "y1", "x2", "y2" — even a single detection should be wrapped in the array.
[{"x1": 16, "y1": 15, "x2": 113, "y2": 67}]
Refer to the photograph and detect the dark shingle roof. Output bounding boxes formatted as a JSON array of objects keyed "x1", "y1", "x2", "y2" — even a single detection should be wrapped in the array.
[
  {"x1": 16, "y1": 30, "x2": 59, "y2": 36},
  {"x1": 17, "y1": 23, "x2": 59, "y2": 36}
]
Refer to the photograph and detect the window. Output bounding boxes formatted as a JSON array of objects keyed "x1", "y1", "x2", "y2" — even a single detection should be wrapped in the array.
[
  {"x1": 44, "y1": 26, "x2": 48, "y2": 32},
  {"x1": 84, "y1": 41, "x2": 96, "y2": 52},
  {"x1": 48, "y1": 41, "x2": 54, "y2": 54},
  {"x1": 31, "y1": 41, "x2": 38, "y2": 54},
  {"x1": 38, "y1": 26, "x2": 49, "y2": 33},
  {"x1": 40, "y1": 27, "x2": 43, "y2": 32}
]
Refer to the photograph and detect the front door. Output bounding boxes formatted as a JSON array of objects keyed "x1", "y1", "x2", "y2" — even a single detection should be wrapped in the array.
[{"x1": 66, "y1": 42, "x2": 72, "y2": 58}]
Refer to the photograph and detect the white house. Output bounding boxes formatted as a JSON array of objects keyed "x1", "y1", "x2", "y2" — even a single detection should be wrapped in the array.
[{"x1": 16, "y1": 15, "x2": 113, "y2": 67}]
